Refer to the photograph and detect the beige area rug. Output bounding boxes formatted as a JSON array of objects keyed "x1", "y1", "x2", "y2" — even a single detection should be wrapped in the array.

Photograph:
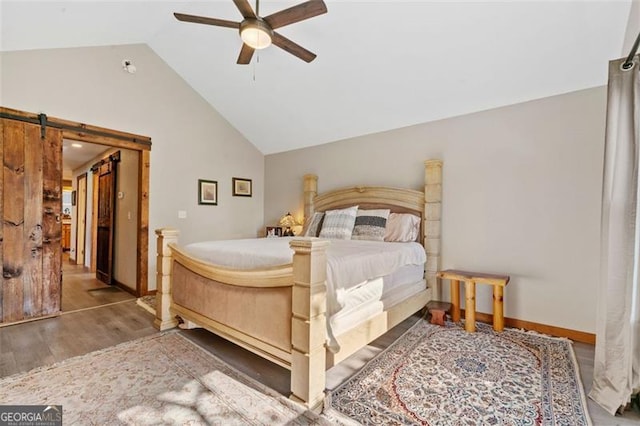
[{"x1": 0, "y1": 332, "x2": 342, "y2": 425}]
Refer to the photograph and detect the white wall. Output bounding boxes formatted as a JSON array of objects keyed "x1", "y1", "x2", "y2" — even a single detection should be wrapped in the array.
[
  {"x1": 82, "y1": 171, "x2": 95, "y2": 269},
  {"x1": 265, "y1": 87, "x2": 606, "y2": 334},
  {"x1": 114, "y1": 149, "x2": 139, "y2": 289},
  {"x1": 70, "y1": 169, "x2": 94, "y2": 269},
  {"x1": 0, "y1": 44, "x2": 265, "y2": 290}
]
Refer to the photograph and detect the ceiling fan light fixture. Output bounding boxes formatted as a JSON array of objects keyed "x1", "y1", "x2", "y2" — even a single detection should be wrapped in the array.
[
  {"x1": 174, "y1": 0, "x2": 327, "y2": 63},
  {"x1": 240, "y1": 19, "x2": 273, "y2": 49}
]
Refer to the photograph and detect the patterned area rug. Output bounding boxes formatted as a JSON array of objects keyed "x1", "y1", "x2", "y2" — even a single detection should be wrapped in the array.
[
  {"x1": 0, "y1": 332, "x2": 335, "y2": 425},
  {"x1": 329, "y1": 320, "x2": 592, "y2": 425}
]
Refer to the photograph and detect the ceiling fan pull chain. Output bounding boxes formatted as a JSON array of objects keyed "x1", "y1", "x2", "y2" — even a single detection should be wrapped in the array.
[{"x1": 253, "y1": 53, "x2": 257, "y2": 81}]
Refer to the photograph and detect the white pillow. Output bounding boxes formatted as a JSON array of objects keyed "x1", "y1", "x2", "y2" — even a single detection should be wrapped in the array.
[
  {"x1": 351, "y1": 208, "x2": 390, "y2": 241},
  {"x1": 319, "y1": 206, "x2": 358, "y2": 240},
  {"x1": 384, "y1": 213, "x2": 421, "y2": 242}
]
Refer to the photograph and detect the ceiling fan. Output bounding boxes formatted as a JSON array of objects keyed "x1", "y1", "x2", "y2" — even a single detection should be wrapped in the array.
[{"x1": 174, "y1": 0, "x2": 327, "y2": 64}]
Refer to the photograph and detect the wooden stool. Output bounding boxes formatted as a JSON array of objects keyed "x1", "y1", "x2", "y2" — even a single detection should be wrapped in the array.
[
  {"x1": 426, "y1": 301, "x2": 452, "y2": 326},
  {"x1": 437, "y1": 269, "x2": 510, "y2": 333}
]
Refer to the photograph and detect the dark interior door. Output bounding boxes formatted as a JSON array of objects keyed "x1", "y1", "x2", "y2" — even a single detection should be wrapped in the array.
[
  {"x1": 96, "y1": 160, "x2": 117, "y2": 284},
  {"x1": 0, "y1": 117, "x2": 62, "y2": 323}
]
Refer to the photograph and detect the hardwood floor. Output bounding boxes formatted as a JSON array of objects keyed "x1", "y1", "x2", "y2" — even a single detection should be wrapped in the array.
[
  {"x1": 180, "y1": 313, "x2": 421, "y2": 396},
  {"x1": 573, "y1": 342, "x2": 640, "y2": 425},
  {"x1": 1, "y1": 301, "x2": 638, "y2": 425},
  {"x1": 0, "y1": 254, "x2": 141, "y2": 377},
  {"x1": 61, "y1": 253, "x2": 134, "y2": 312},
  {"x1": 0, "y1": 300, "x2": 156, "y2": 378}
]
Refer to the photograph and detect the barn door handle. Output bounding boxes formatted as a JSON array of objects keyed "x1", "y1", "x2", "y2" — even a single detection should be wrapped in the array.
[{"x1": 56, "y1": 214, "x2": 61, "y2": 223}]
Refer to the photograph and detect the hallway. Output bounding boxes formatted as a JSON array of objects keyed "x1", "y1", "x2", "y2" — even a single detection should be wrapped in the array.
[{"x1": 62, "y1": 253, "x2": 134, "y2": 313}]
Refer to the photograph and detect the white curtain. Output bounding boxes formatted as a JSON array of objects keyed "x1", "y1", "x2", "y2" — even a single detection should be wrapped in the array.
[{"x1": 590, "y1": 56, "x2": 640, "y2": 415}]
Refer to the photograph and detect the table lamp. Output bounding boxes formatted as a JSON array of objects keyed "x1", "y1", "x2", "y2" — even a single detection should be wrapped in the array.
[{"x1": 279, "y1": 212, "x2": 297, "y2": 236}]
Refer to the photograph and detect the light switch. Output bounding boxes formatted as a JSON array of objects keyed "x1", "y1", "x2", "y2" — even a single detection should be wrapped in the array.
[{"x1": 178, "y1": 210, "x2": 187, "y2": 219}]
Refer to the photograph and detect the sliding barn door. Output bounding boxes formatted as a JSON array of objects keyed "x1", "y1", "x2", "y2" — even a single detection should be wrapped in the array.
[
  {"x1": 95, "y1": 158, "x2": 117, "y2": 284},
  {"x1": 0, "y1": 118, "x2": 62, "y2": 324}
]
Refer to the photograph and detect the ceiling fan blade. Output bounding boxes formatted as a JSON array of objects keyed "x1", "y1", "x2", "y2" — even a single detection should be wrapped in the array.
[
  {"x1": 271, "y1": 32, "x2": 317, "y2": 63},
  {"x1": 232, "y1": 0, "x2": 256, "y2": 19},
  {"x1": 174, "y1": 13, "x2": 239, "y2": 29},
  {"x1": 237, "y1": 44, "x2": 255, "y2": 64},
  {"x1": 263, "y1": 0, "x2": 327, "y2": 30}
]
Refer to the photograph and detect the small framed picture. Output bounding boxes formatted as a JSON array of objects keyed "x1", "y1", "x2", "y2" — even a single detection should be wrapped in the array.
[
  {"x1": 232, "y1": 177, "x2": 252, "y2": 197},
  {"x1": 266, "y1": 226, "x2": 282, "y2": 238},
  {"x1": 198, "y1": 179, "x2": 218, "y2": 205},
  {"x1": 71, "y1": 190, "x2": 77, "y2": 206}
]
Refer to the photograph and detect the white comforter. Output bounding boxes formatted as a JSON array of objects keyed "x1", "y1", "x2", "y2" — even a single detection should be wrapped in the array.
[
  {"x1": 183, "y1": 237, "x2": 426, "y2": 316},
  {"x1": 184, "y1": 237, "x2": 426, "y2": 353}
]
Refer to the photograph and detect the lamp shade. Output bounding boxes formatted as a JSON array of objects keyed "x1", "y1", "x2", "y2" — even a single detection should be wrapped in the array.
[{"x1": 279, "y1": 212, "x2": 296, "y2": 228}]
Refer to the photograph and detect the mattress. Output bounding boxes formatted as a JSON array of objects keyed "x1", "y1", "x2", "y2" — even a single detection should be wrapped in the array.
[
  {"x1": 330, "y1": 265, "x2": 425, "y2": 337},
  {"x1": 335, "y1": 264, "x2": 424, "y2": 314},
  {"x1": 183, "y1": 237, "x2": 426, "y2": 317},
  {"x1": 331, "y1": 301, "x2": 385, "y2": 337}
]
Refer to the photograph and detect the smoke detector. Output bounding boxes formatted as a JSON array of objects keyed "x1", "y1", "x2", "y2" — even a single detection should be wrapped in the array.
[{"x1": 122, "y1": 60, "x2": 137, "y2": 74}]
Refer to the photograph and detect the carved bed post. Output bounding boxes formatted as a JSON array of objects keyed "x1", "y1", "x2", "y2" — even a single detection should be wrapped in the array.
[
  {"x1": 289, "y1": 238, "x2": 330, "y2": 412},
  {"x1": 303, "y1": 174, "x2": 318, "y2": 221},
  {"x1": 154, "y1": 228, "x2": 180, "y2": 331},
  {"x1": 425, "y1": 160, "x2": 443, "y2": 300}
]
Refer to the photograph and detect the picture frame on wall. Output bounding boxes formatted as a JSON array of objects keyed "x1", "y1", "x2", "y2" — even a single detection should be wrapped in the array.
[
  {"x1": 198, "y1": 179, "x2": 218, "y2": 205},
  {"x1": 232, "y1": 177, "x2": 252, "y2": 197}
]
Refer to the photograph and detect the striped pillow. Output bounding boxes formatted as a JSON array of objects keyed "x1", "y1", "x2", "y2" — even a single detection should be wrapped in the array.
[
  {"x1": 303, "y1": 212, "x2": 325, "y2": 237},
  {"x1": 319, "y1": 206, "x2": 358, "y2": 240},
  {"x1": 351, "y1": 208, "x2": 390, "y2": 241}
]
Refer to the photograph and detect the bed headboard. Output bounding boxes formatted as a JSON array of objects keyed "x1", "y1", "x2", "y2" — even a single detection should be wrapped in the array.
[{"x1": 302, "y1": 159, "x2": 443, "y2": 299}]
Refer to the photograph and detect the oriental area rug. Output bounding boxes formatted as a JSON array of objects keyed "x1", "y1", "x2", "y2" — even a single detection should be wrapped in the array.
[
  {"x1": 328, "y1": 320, "x2": 592, "y2": 425},
  {"x1": 0, "y1": 331, "x2": 336, "y2": 425}
]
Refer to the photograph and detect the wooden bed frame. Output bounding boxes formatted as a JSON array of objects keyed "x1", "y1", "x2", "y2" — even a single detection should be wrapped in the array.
[{"x1": 154, "y1": 159, "x2": 443, "y2": 411}]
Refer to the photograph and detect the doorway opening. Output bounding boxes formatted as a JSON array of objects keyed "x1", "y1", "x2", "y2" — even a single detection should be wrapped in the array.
[{"x1": 61, "y1": 141, "x2": 143, "y2": 312}]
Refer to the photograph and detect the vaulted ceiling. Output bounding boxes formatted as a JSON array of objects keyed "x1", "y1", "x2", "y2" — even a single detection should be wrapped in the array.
[{"x1": 0, "y1": 1, "x2": 633, "y2": 154}]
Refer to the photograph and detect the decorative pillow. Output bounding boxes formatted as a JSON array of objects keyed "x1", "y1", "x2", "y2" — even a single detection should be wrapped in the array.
[
  {"x1": 303, "y1": 212, "x2": 325, "y2": 237},
  {"x1": 318, "y1": 206, "x2": 358, "y2": 240},
  {"x1": 384, "y1": 213, "x2": 421, "y2": 242},
  {"x1": 351, "y1": 208, "x2": 390, "y2": 241}
]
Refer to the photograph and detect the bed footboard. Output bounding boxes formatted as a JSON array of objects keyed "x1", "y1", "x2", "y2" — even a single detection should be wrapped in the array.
[{"x1": 154, "y1": 229, "x2": 330, "y2": 411}]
